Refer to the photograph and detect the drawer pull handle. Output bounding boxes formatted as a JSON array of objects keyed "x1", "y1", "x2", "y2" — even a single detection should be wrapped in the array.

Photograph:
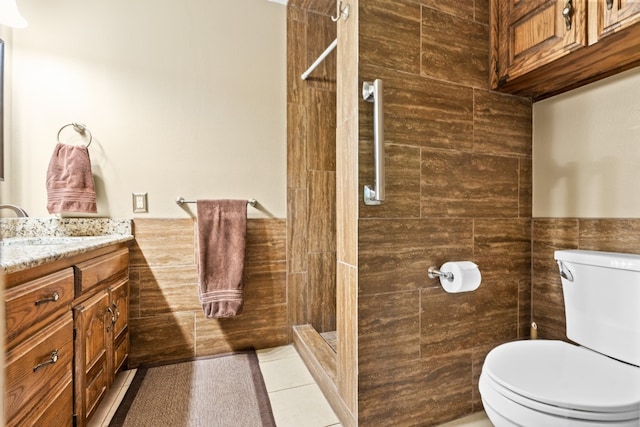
[
  {"x1": 606, "y1": 0, "x2": 613, "y2": 10},
  {"x1": 33, "y1": 350, "x2": 59, "y2": 372},
  {"x1": 35, "y1": 292, "x2": 60, "y2": 306}
]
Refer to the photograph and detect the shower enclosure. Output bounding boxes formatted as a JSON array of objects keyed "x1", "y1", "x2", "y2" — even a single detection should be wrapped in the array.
[{"x1": 286, "y1": 0, "x2": 338, "y2": 349}]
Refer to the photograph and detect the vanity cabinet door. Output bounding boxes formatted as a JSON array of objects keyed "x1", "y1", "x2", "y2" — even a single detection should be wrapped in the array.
[
  {"x1": 74, "y1": 290, "x2": 110, "y2": 427},
  {"x1": 109, "y1": 278, "x2": 130, "y2": 378}
]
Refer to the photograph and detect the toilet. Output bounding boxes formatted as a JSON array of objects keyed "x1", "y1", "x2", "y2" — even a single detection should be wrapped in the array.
[{"x1": 479, "y1": 250, "x2": 640, "y2": 426}]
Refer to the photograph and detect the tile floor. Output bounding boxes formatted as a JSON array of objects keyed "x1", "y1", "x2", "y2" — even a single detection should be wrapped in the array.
[{"x1": 88, "y1": 344, "x2": 492, "y2": 427}]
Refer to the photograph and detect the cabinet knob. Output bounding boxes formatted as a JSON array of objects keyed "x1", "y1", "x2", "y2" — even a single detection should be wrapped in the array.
[
  {"x1": 606, "y1": 0, "x2": 613, "y2": 10},
  {"x1": 562, "y1": 0, "x2": 573, "y2": 30},
  {"x1": 33, "y1": 349, "x2": 59, "y2": 372}
]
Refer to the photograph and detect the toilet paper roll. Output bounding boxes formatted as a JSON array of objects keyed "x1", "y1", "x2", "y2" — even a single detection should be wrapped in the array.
[{"x1": 439, "y1": 261, "x2": 481, "y2": 293}]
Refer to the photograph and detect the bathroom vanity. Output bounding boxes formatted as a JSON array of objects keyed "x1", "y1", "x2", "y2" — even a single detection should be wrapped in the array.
[{"x1": 1, "y1": 220, "x2": 133, "y2": 427}]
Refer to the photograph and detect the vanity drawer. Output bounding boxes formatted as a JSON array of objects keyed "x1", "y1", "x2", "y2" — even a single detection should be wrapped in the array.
[
  {"x1": 5, "y1": 268, "x2": 74, "y2": 347},
  {"x1": 5, "y1": 312, "x2": 74, "y2": 423},
  {"x1": 7, "y1": 375, "x2": 73, "y2": 427},
  {"x1": 74, "y1": 248, "x2": 129, "y2": 296}
]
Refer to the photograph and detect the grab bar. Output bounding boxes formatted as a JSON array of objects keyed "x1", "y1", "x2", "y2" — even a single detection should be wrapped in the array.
[{"x1": 362, "y1": 79, "x2": 385, "y2": 205}]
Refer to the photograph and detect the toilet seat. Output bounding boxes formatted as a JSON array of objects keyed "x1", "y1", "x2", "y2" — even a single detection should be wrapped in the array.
[
  {"x1": 481, "y1": 340, "x2": 640, "y2": 422},
  {"x1": 480, "y1": 379, "x2": 640, "y2": 427}
]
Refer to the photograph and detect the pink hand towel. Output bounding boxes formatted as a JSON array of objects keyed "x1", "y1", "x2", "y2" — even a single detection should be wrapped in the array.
[
  {"x1": 46, "y1": 143, "x2": 97, "y2": 214},
  {"x1": 197, "y1": 200, "x2": 248, "y2": 318}
]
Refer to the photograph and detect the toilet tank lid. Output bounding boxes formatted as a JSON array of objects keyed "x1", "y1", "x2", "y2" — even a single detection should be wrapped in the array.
[{"x1": 555, "y1": 250, "x2": 640, "y2": 272}]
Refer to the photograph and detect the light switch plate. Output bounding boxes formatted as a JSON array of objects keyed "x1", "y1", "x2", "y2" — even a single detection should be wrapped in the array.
[{"x1": 132, "y1": 192, "x2": 148, "y2": 213}]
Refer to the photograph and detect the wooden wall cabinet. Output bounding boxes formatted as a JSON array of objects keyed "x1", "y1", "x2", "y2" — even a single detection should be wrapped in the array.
[
  {"x1": 3, "y1": 243, "x2": 129, "y2": 427},
  {"x1": 492, "y1": 0, "x2": 587, "y2": 87},
  {"x1": 594, "y1": 0, "x2": 640, "y2": 40},
  {"x1": 491, "y1": 0, "x2": 640, "y2": 99}
]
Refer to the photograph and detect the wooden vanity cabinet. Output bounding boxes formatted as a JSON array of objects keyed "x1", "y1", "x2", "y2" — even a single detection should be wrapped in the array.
[
  {"x1": 3, "y1": 242, "x2": 130, "y2": 427},
  {"x1": 73, "y1": 248, "x2": 130, "y2": 427},
  {"x1": 491, "y1": 0, "x2": 640, "y2": 99}
]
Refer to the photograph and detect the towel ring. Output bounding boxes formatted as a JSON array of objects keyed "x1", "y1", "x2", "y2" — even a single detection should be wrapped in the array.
[{"x1": 57, "y1": 123, "x2": 93, "y2": 148}]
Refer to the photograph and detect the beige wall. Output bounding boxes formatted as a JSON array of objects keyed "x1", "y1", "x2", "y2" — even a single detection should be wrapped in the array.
[
  {"x1": 533, "y1": 66, "x2": 640, "y2": 218},
  {"x1": 3, "y1": 0, "x2": 286, "y2": 219}
]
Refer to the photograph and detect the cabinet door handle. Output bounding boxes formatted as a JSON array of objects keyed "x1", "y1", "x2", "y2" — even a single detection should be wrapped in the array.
[
  {"x1": 107, "y1": 306, "x2": 116, "y2": 326},
  {"x1": 33, "y1": 349, "x2": 59, "y2": 372},
  {"x1": 562, "y1": 0, "x2": 573, "y2": 30},
  {"x1": 112, "y1": 303, "x2": 120, "y2": 322},
  {"x1": 606, "y1": 0, "x2": 613, "y2": 10},
  {"x1": 35, "y1": 291, "x2": 60, "y2": 306}
]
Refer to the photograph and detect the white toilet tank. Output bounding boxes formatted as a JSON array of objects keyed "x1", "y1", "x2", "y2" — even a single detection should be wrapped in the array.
[{"x1": 555, "y1": 250, "x2": 640, "y2": 367}]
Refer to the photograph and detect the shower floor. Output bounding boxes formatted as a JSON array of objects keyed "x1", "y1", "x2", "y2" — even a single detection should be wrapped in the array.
[{"x1": 320, "y1": 331, "x2": 337, "y2": 353}]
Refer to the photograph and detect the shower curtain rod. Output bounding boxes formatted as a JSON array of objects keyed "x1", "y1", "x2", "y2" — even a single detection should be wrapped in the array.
[{"x1": 301, "y1": 38, "x2": 337, "y2": 80}]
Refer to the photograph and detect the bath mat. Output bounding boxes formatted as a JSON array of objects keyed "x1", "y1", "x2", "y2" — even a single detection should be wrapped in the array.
[{"x1": 109, "y1": 350, "x2": 276, "y2": 427}]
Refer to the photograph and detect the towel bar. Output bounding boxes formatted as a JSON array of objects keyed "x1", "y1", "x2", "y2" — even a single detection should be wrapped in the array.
[{"x1": 176, "y1": 197, "x2": 257, "y2": 207}]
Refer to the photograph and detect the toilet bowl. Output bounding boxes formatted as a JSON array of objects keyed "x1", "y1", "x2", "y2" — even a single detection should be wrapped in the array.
[
  {"x1": 479, "y1": 250, "x2": 640, "y2": 427},
  {"x1": 479, "y1": 340, "x2": 640, "y2": 427}
]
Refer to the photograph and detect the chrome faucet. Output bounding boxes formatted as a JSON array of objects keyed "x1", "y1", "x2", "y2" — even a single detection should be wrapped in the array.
[{"x1": 0, "y1": 204, "x2": 29, "y2": 217}]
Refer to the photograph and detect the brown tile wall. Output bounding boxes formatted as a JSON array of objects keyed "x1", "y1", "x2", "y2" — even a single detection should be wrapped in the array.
[
  {"x1": 287, "y1": 1, "x2": 338, "y2": 333},
  {"x1": 531, "y1": 218, "x2": 640, "y2": 342},
  {"x1": 128, "y1": 218, "x2": 288, "y2": 367},
  {"x1": 356, "y1": 1, "x2": 532, "y2": 425}
]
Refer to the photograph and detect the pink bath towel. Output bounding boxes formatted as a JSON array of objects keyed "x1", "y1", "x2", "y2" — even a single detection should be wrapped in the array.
[
  {"x1": 46, "y1": 143, "x2": 97, "y2": 214},
  {"x1": 197, "y1": 200, "x2": 248, "y2": 318}
]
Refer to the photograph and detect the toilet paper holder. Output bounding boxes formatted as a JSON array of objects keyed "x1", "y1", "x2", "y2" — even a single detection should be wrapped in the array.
[{"x1": 427, "y1": 266, "x2": 454, "y2": 282}]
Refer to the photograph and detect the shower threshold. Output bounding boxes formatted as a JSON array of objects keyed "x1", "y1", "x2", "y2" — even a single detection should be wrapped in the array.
[{"x1": 320, "y1": 330, "x2": 337, "y2": 353}]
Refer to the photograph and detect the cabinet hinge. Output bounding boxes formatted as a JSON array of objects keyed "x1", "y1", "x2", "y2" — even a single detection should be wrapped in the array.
[
  {"x1": 73, "y1": 327, "x2": 77, "y2": 340},
  {"x1": 73, "y1": 414, "x2": 78, "y2": 427}
]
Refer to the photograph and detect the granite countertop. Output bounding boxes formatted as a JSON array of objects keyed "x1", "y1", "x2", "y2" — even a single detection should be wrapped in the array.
[{"x1": 1, "y1": 218, "x2": 134, "y2": 275}]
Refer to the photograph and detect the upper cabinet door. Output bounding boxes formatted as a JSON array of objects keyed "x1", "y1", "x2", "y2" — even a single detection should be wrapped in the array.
[
  {"x1": 492, "y1": 0, "x2": 587, "y2": 87},
  {"x1": 596, "y1": 0, "x2": 640, "y2": 40}
]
